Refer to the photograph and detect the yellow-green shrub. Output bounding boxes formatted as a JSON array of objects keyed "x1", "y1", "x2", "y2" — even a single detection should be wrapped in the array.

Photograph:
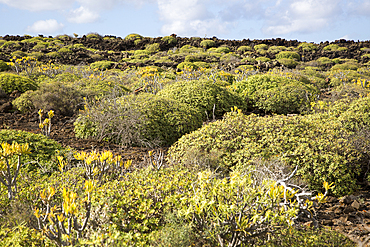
[
  {"x1": 234, "y1": 74, "x2": 319, "y2": 114},
  {"x1": 168, "y1": 110, "x2": 362, "y2": 195},
  {"x1": 0, "y1": 60, "x2": 10, "y2": 71},
  {"x1": 276, "y1": 51, "x2": 300, "y2": 60},
  {"x1": 158, "y1": 79, "x2": 247, "y2": 119},
  {"x1": 0, "y1": 73, "x2": 37, "y2": 93}
]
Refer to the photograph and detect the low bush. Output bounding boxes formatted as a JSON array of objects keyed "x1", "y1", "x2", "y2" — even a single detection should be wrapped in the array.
[
  {"x1": 0, "y1": 129, "x2": 67, "y2": 171},
  {"x1": 177, "y1": 62, "x2": 198, "y2": 70},
  {"x1": 323, "y1": 44, "x2": 348, "y2": 52},
  {"x1": 124, "y1": 33, "x2": 143, "y2": 41},
  {"x1": 237, "y1": 46, "x2": 252, "y2": 52},
  {"x1": 0, "y1": 73, "x2": 37, "y2": 94},
  {"x1": 161, "y1": 35, "x2": 177, "y2": 44},
  {"x1": 200, "y1": 40, "x2": 215, "y2": 49},
  {"x1": 146, "y1": 43, "x2": 161, "y2": 53},
  {"x1": 298, "y1": 42, "x2": 318, "y2": 52},
  {"x1": 215, "y1": 46, "x2": 230, "y2": 53},
  {"x1": 278, "y1": 58, "x2": 299, "y2": 68},
  {"x1": 158, "y1": 79, "x2": 246, "y2": 120},
  {"x1": 276, "y1": 51, "x2": 300, "y2": 60},
  {"x1": 75, "y1": 93, "x2": 204, "y2": 146},
  {"x1": 168, "y1": 110, "x2": 362, "y2": 195},
  {"x1": 58, "y1": 47, "x2": 72, "y2": 53},
  {"x1": 14, "y1": 81, "x2": 83, "y2": 115},
  {"x1": 234, "y1": 74, "x2": 318, "y2": 114},
  {"x1": 90, "y1": 60, "x2": 114, "y2": 70},
  {"x1": 0, "y1": 60, "x2": 10, "y2": 71},
  {"x1": 331, "y1": 62, "x2": 359, "y2": 71}
]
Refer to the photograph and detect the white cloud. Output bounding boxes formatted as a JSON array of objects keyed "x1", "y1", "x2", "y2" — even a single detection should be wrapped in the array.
[
  {"x1": 67, "y1": 6, "x2": 100, "y2": 23},
  {"x1": 0, "y1": 0, "x2": 74, "y2": 11},
  {"x1": 26, "y1": 19, "x2": 64, "y2": 33},
  {"x1": 157, "y1": 0, "x2": 233, "y2": 36},
  {"x1": 262, "y1": 0, "x2": 343, "y2": 35}
]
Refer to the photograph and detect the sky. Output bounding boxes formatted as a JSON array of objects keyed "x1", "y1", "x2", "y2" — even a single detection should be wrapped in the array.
[{"x1": 0, "y1": 0, "x2": 370, "y2": 43}]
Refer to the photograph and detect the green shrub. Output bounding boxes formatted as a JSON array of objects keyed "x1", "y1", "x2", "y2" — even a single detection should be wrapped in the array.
[
  {"x1": 124, "y1": 33, "x2": 143, "y2": 41},
  {"x1": 161, "y1": 35, "x2": 177, "y2": 44},
  {"x1": 220, "y1": 53, "x2": 240, "y2": 62},
  {"x1": 255, "y1": 57, "x2": 271, "y2": 62},
  {"x1": 86, "y1": 33, "x2": 101, "y2": 39},
  {"x1": 0, "y1": 223, "x2": 48, "y2": 246},
  {"x1": 90, "y1": 60, "x2": 113, "y2": 70},
  {"x1": 331, "y1": 62, "x2": 359, "y2": 71},
  {"x1": 237, "y1": 46, "x2": 252, "y2": 52},
  {"x1": 58, "y1": 47, "x2": 72, "y2": 53},
  {"x1": 323, "y1": 44, "x2": 348, "y2": 52},
  {"x1": 12, "y1": 90, "x2": 34, "y2": 112},
  {"x1": 158, "y1": 79, "x2": 246, "y2": 120},
  {"x1": 0, "y1": 60, "x2": 10, "y2": 71},
  {"x1": 193, "y1": 61, "x2": 210, "y2": 68},
  {"x1": 168, "y1": 110, "x2": 362, "y2": 195},
  {"x1": 234, "y1": 74, "x2": 318, "y2": 114},
  {"x1": 146, "y1": 43, "x2": 161, "y2": 53},
  {"x1": 298, "y1": 42, "x2": 318, "y2": 52},
  {"x1": 21, "y1": 81, "x2": 83, "y2": 116},
  {"x1": 177, "y1": 62, "x2": 198, "y2": 70},
  {"x1": 278, "y1": 58, "x2": 299, "y2": 68},
  {"x1": 0, "y1": 129, "x2": 66, "y2": 171},
  {"x1": 0, "y1": 41, "x2": 21, "y2": 49},
  {"x1": 32, "y1": 42, "x2": 48, "y2": 50},
  {"x1": 0, "y1": 73, "x2": 37, "y2": 94},
  {"x1": 215, "y1": 46, "x2": 230, "y2": 53},
  {"x1": 184, "y1": 54, "x2": 203, "y2": 63},
  {"x1": 76, "y1": 93, "x2": 203, "y2": 146},
  {"x1": 316, "y1": 57, "x2": 333, "y2": 65},
  {"x1": 200, "y1": 40, "x2": 215, "y2": 49},
  {"x1": 11, "y1": 51, "x2": 27, "y2": 58},
  {"x1": 276, "y1": 51, "x2": 300, "y2": 60},
  {"x1": 254, "y1": 44, "x2": 268, "y2": 51},
  {"x1": 46, "y1": 52, "x2": 61, "y2": 58},
  {"x1": 267, "y1": 46, "x2": 286, "y2": 54}
]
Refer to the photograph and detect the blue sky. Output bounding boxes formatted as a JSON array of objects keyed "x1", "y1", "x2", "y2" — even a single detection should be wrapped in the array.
[{"x1": 1, "y1": 0, "x2": 369, "y2": 43}]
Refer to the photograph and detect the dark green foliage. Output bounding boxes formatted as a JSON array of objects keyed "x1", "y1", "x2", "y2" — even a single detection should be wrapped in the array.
[
  {"x1": 0, "y1": 60, "x2": 10, "y2": 71},
  {"x1": 0, "y1": 129, "x2": 66, "y2": 171},
  {"x1": 278, "y1": 58, "x2": 299, "y2": 68},
  {"x1": 128, "y1": 93, "x2": 204, "y2": 145},
  {"x1": 0, "y1": 73, "x2": 38, "y2": 94},
  {"x1": 276, "y1": 51, "x2": 300, "y2": 60},
  {"x1": 90, "y1": 60, "x2": 114, "y2": 70},
  {"x1": 161, "y1": 36, "x2": 177, "y2": 44},
  {"x1": 200, "y1": 40, "x2": 215, "y2": 48},
  {"x1": 158, "y1": 79, "x2": 247, "y2": 119},
  {"x1": 168, "y1": 110, "x2": 362, "y2": 195},
  {"x1": 177, "y1": 62, "x2": 198, "y2": 70},
  {"x1": 75, "y1": 93, "x2": 203, "y2": 146},
  {"x1": 234, "y1": 74, "x2": 319, "y2": 114},
  {"x1": 14, "y1": 81, "x2": 83, "y2": 115}
]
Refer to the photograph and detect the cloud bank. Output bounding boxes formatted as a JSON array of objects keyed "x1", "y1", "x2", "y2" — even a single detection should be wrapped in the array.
[
  {"x1": 1, "y1": 0, "x2": 369, "y2": 37},
  {"x1": 26, "y1": 19, "x2": 64, "y2": 33}
]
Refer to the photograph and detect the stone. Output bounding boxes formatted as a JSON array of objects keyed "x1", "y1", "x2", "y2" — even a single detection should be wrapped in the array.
[
  {"x1": 352, "y1": 200, "x2": 361, "y2": 210},
  {"x1": 340, "y1": 195, "x2": 353, "y2": 205},
  {"x1": 0, "y1": 102, "x2": 12, "y2": 113},
  {"x1": 343, "y1": 206, "x2": 355, "y2": 214}
]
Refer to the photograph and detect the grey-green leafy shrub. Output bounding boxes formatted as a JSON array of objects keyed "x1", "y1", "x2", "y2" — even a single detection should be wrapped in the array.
[
  {"x1": 161, "y1": 36, "x2": 177, "y2": 44},
  {"x1": 237, "y1": 46, "x2": 252, "y2": 52},
  {"x1": 146, "y1": 43, "x2": 160, "y2": 53},
  {"x1": 200, "y1": 40, "x2": 215, "y2": 49},
  {"x1": 234, "y1": 74, "x2": 318, "y2": 114},
  {"x1": 331, "y1": 62, "x2": 359, "y2": 71},
  {"x1": 215, "y1": 46, "x2": 230, "y2": 53},
  {"x1": 278, "y1": 58, "x2": 299, "y2": 68},
  {"x1": 298, "y1": 42, "x2": 318, "y2": 52},
  {"x1": 255, "y1": 57, "x2": 270, "y2": 62},
  {"x1": 158, "y1": 79, "x2": 246, "y2": 120},
  {"x1": 15, "y1": 81, "x2": 83, "y2": 115},
  {"x1": 177, "y1": 62, "x2": 198, "y2": 70},
  {"x1": 124, "y1": 33, "x2": 143, "y2": 41},
  {"x1": 58, "y1": 47, "x2": 72, "y2": 53},
  {"x1": 0, "y1": 129, "x2": 67, "y2": 171},
  {"x1": 75, "y1": 93, "x2": 203, "y2": 146},
  {"x1": 0, "y1": 73, "x2": 37, "y2": 94},
  {"x1": 267, "y1": 46, "x2": 286, "y2": 54},
  {"x1": 276, "y1": 51, "x2": 300, "y2": 60},
  {"x1": 0, "y1": 60, "x2": 10, "y2": 71},
  {"x1": 90, "y1": 60, "x2": 113, "y2": 70},
  {"x1": 168, "y1": 110, "x2": 362, "y2": 195},
  {"x1": 323, "y1": 44, "x2": 348, "y2": 52}
]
